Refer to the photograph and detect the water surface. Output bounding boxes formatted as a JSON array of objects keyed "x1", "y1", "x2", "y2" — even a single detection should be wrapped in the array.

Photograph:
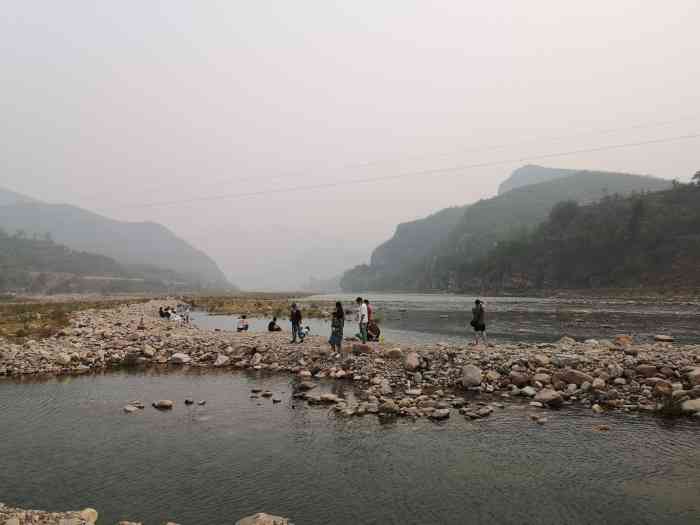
[
  {"x1": 1, "y1": 370, "x2": 698, "y2": 524},
  {"x1": 195, "y1": 292, "x2": 700, "y2": 346}
]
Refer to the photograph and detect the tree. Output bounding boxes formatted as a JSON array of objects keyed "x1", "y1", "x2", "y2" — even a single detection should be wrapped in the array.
[
  {"x1": 693, "y1": 170, "x2": 700, "y2": 185},
  {"x1": 549, "y1": 200, "x2": 579, "y2": 230}
]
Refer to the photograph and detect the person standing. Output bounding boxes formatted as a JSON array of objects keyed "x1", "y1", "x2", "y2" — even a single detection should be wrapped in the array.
[
  {"x1": 290, "y1": 303, "x2": 303, "y2": 343},
  {"x1": 356, "y1": 296, "x2": 368, "y2": 343},
  {"x1": 364, "y1": 299, "x2": 373, "y2": 323},
  {"x1": 329, "y1": 301, "x2": 345, "y2": 352},
  {"x1": 470, "y1": 299, "x2": 488, "y2": 345}
]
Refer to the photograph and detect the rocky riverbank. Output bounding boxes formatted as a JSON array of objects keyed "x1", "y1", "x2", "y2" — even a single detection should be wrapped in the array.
[
  {"x1": 1, "y1": 300, "x2": 699, "y2": 419},
  {"x1": 0, "y1": 503, "x2": 289, "y2": 525}
]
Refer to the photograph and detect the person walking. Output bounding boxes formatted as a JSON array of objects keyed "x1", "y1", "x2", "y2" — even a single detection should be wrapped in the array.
[
  {"x1": 356, "y1": 296, "x2": 368, "y2": 343},
  {"x1": 470, "y1": 299, "x2": 488, "y2": 345},
  {"x1": 329, "y1": 301, "x2": 345, "y2": 352},
  {"x1": 290, "y1": 303, "x2": 303, "y2": 343}
]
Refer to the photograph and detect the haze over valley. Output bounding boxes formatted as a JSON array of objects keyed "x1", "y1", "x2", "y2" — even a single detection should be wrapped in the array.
[{"x1": 3, "y1": 2, "x2": 700, "y2": 290}]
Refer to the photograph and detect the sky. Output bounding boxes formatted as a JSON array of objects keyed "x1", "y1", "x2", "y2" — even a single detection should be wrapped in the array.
[{"x1": 2, "y1": 1, "x2": 700, "y2": 289}]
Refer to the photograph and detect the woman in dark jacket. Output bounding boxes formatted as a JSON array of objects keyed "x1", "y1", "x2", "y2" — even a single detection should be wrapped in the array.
[
  {"x1": 470, "y1": 299, "x2": 488, "y2": 345},
  {"x1": 329, "y1": 302, "x2": 345, "y2": 352}
]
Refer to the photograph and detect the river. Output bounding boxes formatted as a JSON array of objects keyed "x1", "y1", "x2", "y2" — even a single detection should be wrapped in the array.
[
  {"x1": 1, "y1": 369, "x2": 698, "y2": 525},
  {"x1": 195, "y1": 292, "x2": 700, "y2": 346}
]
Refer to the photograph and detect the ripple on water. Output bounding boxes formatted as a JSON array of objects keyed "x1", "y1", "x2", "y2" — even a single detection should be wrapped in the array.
[{"x1": 0, "y1": 370, "x2": 698, "y2": 525}]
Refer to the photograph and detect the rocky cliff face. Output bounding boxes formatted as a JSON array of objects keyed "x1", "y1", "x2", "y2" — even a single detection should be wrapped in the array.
[{"x1": 341, "y1": 166, "x2": 672, "y2": 292}]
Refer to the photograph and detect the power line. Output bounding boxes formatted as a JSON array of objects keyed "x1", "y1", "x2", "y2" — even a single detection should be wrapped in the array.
[
  {"x1": 76, "y1": 113, "x2": 700, "y2": 201},
  {"x1": 104, "y1": 132, "x2": 700, "y2": 211}
]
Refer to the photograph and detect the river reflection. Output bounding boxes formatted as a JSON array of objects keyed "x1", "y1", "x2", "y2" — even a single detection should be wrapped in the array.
[{"x1": 1, "y1": 369, "x2": 698, "y2": 525}]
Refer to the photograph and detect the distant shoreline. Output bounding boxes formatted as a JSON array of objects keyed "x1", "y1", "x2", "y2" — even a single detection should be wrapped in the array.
[{"x1": 332, "y1": 288, "x2": 700, "y2": 300}]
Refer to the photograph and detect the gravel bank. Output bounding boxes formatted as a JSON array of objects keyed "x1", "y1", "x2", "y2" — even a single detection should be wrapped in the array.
[{"x1": 1, "y1": 300, "x2": 699, "y2": 419}]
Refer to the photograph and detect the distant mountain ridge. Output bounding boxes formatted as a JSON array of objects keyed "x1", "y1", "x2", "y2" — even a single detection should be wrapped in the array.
[
  {"x1": 0, "y1": 229, "x2": 194, "y2": 294},
  {"x1": 497, "y1": 165, "x2": 581, "y2": 194},
  {"x1": 0, "y1": 186, "x2": 232, "y2": 289},
  {"x1": 340, "y1": 165, "x2": 672, "y2": 292}
]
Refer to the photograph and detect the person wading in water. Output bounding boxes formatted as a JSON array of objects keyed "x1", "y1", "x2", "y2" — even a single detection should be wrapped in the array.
[{"x1": 470, "y1": 299, "x2": 488, "y2": 345}]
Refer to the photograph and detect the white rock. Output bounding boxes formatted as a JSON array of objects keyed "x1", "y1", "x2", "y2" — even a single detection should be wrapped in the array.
[
  {"x1": 404, "y1": 352, "x2": 421, "y2": 371},
  {"x1": 169, "y1": 353, "x2": 191, "y2": 365},
  {"x1": 55, "y1": 352, "x2": 71, "y2": 366},
  {"x1": 235, "y1": 513, "x2": 289, "y2": 525},
  {"x1": 680, "y1": 399, "x2": 700, "y2": 414},
  {"x1": 461, "y1": 365, "x2": 482, "y2": 388},
  {"x1": 213, "y1": 354, "x2": 230, "y2": 367}
]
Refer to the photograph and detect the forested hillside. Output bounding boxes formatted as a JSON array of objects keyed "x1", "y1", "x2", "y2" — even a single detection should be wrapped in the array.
[
  {"x1": 0, "y1": 187, "x2": 232, "y2": 289},
  {"x1": 341, "y1": 166, "x2": 672, "y2": 291},
  {"x1": 0, "y1": 229, "x2": 193, "y2": 294},
  {"x1": 468, "y1": 182, "x2": 700, "y2": 289}
]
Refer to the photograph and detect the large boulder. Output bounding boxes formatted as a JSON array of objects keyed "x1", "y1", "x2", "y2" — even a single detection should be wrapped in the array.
[
  {"x1": 509, "y1": 371, "x2": 530, "y2": 387},
  {"x1": 152, "y1": 400, "x2": 174, "y2": 410},
  {"x1": 614, "y1": 335, "x2": 633, "y2": 347},
  {"x1": 686, "y1": 367, "x2": 700, "y2": 386},
  {"x1": 555, "y1": 368, "x2": 593, "y2": 386},
  {"x1": 379, "y1": 399, "x2": 399, "y2": 414},
  {"x1": 636, "y1": 364, "x2": 658, "y2": 378},
  {"x1": 461, "y1": 365, "x2": 482, "y2": 388},
  {"x1": 431, "y1": 408, "x2": 450, "y2": 420},
  {"x1": 530, "y1": 354, "x2": 550, "y2": 367},
  {"x1": 534, "y1": 389, "x2": 563, "y2": 408},
  {"x1": 654, "y1": 334, "x2": 674, "y2": 342},
  {"x1": 680, "y1": 399, "x2": 700, "y2": 415},
  {"x1": 385, "y1": 348, "x2": 403, "y2": 359},
  {"x1": 592, "y1": 377, "x2": 606, "y2": 390},
  {"x1": 352, "y1": 343, "x2": 372, "y2": 355},
  {"x1": 55, "y1": 352, "x2": 72, "y2": 366},
  {"x1": 169, "y1": 353, "x2": 191, "y2": 365},
  {"x1": 557, "y1": 336, "x2": 577, "y2": 348},
  {"x1": 236, "y1": 513, "x2": 290, "y2": 525},
  {"x1": 404, "y1": 352, "x2": 421, "y2": 371},
  {"x1": 295, "y1": 381, "x2": 317, "y2": 391},
  {"x1": 213, "y1": 354, "x2": 230, "y2": 367},
  {"x1": 79, "y1": 508, "x2": 99, "y2": 524}
]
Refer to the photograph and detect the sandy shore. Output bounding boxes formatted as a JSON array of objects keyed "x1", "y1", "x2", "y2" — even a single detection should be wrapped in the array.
[{"x1": 1, "y1": 299, "x2": 699, "y2": 419}]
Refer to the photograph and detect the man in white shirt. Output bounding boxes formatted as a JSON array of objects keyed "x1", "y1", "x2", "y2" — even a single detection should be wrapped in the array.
[{"x1": 356, "y1": 296, "x2": 368, "y2": 343}]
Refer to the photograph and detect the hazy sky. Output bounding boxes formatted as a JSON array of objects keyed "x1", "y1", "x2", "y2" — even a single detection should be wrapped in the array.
[{"x1": 3, "y1": 1, "x2": 700, "y2": 289}]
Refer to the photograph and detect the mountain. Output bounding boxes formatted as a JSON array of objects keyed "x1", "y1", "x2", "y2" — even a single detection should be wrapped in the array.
[
  {"x1": 300, "y1": 274, "x2": 342, "y2": 293},
  {"x1": 497, "y1": 165, "x2": 580, "y2": 195},
  {"x1": 470, "y1": 183, "x2": 700, "y2": 289},
  {"x1": 0, "y1": 187, "x2": 37, "y2": 206},
  {"x1": 340, "y1": 166, "x2": 672, "y2": 292},
  {"x1": 0, "y1": 187, "x2": 232, "y2": 289},
  {"x1": 370, "y1": 206, "x2": 467, "y2": 268},
  {"x1": 0, "y1": 229, "x2": 196, "y2": 293}
]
